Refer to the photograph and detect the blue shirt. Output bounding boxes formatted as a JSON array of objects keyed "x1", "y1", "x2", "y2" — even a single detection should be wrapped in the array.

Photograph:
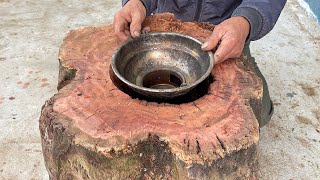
[{"x1": 122, "y1": 0, "x2": 287, "y2": 41}]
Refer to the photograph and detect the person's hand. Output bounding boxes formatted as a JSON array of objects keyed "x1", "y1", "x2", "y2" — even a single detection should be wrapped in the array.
[
  {"x1": 113, "y1": 0, "x2": 147, "y2": 41},
  {"x1": 201, "y1": 16, "x2": 250, "y2": 64}
]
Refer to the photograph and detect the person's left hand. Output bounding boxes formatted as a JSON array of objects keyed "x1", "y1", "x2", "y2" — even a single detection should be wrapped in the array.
[{"x1": 201, "y1": 16, "x2": 250, "y2": 64}]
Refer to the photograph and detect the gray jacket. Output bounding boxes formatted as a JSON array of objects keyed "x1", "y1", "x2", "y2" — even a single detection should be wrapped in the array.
[{"x1": 122, "y1": 0, "x2": 286, "y2": 41}]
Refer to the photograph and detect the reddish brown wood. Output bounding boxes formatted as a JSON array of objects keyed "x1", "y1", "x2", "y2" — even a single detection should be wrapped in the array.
[{"x1": 40, "y1": 13, "x2": 262, "y2": 179}]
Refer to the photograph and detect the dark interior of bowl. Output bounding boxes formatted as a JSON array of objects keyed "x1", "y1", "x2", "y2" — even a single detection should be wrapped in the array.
[{"x1": 114, "y1": 33, "x2": 212, "y2": 90}]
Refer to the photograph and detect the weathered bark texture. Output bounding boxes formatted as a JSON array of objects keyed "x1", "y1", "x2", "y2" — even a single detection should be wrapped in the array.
[{"x1": 39, "y1": 13, "x2": 263, "y2": 180}]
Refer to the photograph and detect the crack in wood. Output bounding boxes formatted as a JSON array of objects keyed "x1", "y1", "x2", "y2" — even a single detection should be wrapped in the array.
[
  {"x1": 196, "y1": 140, "x2": 201, "y2": 154},
  {"x1": 216, "y1": 134, "x2": 226, "y2": 151},
  {"x1": 192, "y1": 102, "x2": 202, "y2": 111}
]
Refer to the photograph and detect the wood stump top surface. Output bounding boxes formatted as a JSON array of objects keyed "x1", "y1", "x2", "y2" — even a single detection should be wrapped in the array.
[{"x1": 53, "y1": 14, "x2": 260, "y2": 164}]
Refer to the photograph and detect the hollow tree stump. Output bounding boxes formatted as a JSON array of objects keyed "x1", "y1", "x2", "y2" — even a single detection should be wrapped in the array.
[{"x1": 40, "y1": 13, "x2": 263, "y2": 180}]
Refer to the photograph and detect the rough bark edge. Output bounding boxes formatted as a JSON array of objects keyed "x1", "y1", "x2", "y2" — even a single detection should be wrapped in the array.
[
  {"x1": 57, "y1": 59, "x2": 77, "y2": 90},
  {"x1": 40, "y1": 97, "x2": 257, "y2": 180}
]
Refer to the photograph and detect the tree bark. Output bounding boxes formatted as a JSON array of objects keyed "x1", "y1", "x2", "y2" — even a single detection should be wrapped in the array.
[{"x1": 39, "y1": 13, "x2": 262, "y2": 180}]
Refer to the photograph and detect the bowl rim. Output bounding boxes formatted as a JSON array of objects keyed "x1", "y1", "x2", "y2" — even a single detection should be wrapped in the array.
[{"x1": 111, "y1": 32, "x2": 214, "y2": 94}]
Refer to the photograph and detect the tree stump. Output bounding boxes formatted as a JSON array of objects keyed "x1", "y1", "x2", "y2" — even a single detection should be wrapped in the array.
[{"x1": 40, "y1": 13, "x2": 263, "y2": 180}]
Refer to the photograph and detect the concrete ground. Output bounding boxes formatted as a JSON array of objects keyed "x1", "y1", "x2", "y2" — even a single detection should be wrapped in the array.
[{"x1": 0, "y1": 0, "x2": 319, "y2": 179}]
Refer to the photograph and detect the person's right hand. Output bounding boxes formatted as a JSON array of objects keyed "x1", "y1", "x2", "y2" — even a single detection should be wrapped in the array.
[{"x1": 113, "y1": 0, "x2": 147, "y2": 41}]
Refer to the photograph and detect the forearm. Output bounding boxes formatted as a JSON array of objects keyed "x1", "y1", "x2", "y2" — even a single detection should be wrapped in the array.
[{"x1": 232, "y1": 0, "x2": 286, "y2": 41}]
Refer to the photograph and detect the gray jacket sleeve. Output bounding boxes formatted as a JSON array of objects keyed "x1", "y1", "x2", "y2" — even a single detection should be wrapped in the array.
[
  {"x1": 232, "y1": 0, "x2": 286, "y2": 41},
  {"x1": 122, "y1": 0, "x2": 157, "y2": 15}
]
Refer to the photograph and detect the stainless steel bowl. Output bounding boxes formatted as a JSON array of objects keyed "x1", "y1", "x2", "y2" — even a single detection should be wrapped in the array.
[{"x1": 111, "y1": 32, "x2": 214, "y2": 99}]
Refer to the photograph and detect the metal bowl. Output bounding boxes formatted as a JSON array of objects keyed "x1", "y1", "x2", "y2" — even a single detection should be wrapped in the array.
[{"x1": 111, "y1": 32, "x2": 214, "y2": 99}]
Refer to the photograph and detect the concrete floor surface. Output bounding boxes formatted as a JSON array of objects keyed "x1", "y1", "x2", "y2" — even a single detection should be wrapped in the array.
[
  {"x1": 251, "y1": 1, "x2": 320, "y2": 179},
  {"x1": 0, "y1": 0, "x2": 319, "y2": 179}
]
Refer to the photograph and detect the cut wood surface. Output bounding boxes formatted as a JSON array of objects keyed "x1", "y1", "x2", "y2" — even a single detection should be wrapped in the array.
[{"x1": 40, "y1": 13, "x2": 263, "y2": 179}]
